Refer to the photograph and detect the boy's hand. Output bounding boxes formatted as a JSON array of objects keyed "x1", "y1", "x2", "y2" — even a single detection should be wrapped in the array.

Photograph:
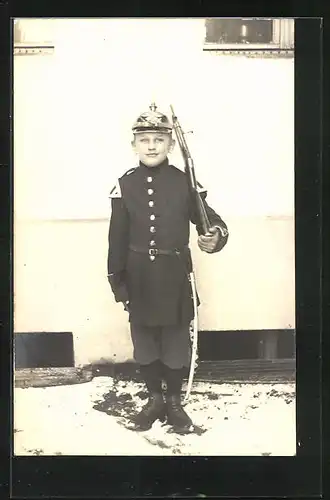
[{"x1": 197, "y1": 226, "x2": 220, "y2": 253}]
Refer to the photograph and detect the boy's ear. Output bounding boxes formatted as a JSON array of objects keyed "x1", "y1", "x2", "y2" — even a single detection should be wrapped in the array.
[{"x1": 169, "y1": 138, "x2": 176, "y2": 153}]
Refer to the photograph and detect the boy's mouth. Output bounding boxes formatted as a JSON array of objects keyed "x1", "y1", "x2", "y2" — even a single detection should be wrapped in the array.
[{"x1": 147, "y1": 154, "x2": 158, "y2": 157}]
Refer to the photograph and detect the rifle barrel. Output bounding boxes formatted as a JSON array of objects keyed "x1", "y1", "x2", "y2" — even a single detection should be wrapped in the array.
[{"x1": 170, "y1": 105, "x2": 211, "y2": 235}]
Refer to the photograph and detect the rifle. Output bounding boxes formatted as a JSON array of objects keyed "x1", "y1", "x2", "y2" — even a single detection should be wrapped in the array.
[
  {"x1": 170, "y1": 105, "x2": 212, "y2": 236},
  {"x1": 169, "y1": 105, "x2": 208, "y2": 403}
]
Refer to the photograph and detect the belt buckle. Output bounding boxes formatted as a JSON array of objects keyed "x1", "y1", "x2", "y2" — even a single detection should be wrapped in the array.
[{"x1": 149, "y1": 248, "x2": 158, "y2": 256}]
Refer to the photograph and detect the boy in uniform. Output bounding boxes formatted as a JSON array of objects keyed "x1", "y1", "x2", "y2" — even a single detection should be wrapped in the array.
[{"x1": 107, "y1": 103, "x2": 228, "y2": 433}]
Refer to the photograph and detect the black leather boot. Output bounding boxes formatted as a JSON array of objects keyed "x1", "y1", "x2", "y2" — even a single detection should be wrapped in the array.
[
  {"x1": 129, "y1": 361, "x2": 165, "y2": 431},
  {"x1": 130, "y1": 392, "x2": 166, "y2": 431},
  {"x1": 163, "y1": 365, "x2": 193, "y2": 432},
  {"x1": 166, "y1": 394, "x2": 192, "y2": 431}
]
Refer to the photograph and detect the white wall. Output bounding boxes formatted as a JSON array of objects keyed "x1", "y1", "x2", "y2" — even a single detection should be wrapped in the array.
[{"x1": 14, "y1": 19, "x2": 295, "y2": 365}]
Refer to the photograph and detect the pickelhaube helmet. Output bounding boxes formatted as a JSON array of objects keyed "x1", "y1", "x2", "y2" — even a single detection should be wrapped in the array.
[{"x1": 132, "y1": 103, "x2": 173, "y2": 134}]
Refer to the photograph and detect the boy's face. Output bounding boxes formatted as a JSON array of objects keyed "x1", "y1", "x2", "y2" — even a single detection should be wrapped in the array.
[{"x1": 132, "y1": 132, "x2": 175, "y2": 168}]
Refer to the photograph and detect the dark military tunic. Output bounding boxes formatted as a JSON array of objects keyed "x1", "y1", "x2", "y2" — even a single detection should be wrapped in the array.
[{"x1": 107, "y1": 158, "x2": 227, "y2": 327}]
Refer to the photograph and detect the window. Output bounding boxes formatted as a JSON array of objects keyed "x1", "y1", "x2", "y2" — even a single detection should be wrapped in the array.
[
  {"x1": 13, "y1": 19, "x2": 54, "y2": 55},
  {"x1": 204, "y1": 18, "x2": 294, "y2": 52}
]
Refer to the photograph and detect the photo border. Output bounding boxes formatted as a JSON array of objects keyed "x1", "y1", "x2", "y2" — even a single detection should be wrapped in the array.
[{"x1": 0, "y1": 7, "x2": 326, "y2": 499}]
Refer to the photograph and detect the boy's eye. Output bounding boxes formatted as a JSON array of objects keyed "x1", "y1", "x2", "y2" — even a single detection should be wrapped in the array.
[{"x1": 139, "y1": 137, "x2": 164, "y2": 144}]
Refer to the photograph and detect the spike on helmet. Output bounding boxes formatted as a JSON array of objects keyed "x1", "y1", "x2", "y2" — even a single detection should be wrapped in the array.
[{"x1": 132, "y1": 102, "x2": 173, "y2": 134}]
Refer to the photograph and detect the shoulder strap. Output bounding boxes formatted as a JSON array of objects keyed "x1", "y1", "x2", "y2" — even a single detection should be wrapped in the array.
[
  {"x1": 169, "y1": 165, "x2": 208, "y2": 195},
  {"x1": 121, "y1": 167, "x2": 137, "y2": 178}
]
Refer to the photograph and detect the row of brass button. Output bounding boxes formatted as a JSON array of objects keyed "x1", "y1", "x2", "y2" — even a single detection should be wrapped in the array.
[{"x1": 148, "y1": 176, "x2": 156, "y2": 260}]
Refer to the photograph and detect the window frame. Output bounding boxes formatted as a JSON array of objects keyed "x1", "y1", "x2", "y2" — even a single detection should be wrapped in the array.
[
  {"x1": 203, "y1": 18, "x2": 294, "y2": 52},
  {"x1": 13, "y1": 18, "x2": 55, "y2": 55}
]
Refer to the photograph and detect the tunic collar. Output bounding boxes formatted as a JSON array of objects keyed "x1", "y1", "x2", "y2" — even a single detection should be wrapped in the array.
[{"x1": 139, "y1": 158, "x2": 169, "y2": 173}]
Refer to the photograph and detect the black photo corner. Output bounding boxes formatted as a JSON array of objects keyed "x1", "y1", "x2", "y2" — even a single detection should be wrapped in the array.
[{"x1": 0, "y1": 10, "x2": 327, "y2": 500}]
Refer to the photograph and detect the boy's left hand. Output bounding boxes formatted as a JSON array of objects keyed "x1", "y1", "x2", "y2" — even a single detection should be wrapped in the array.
[{"x1": 197, "y1": 226, "x2": 220, "y2": 253}]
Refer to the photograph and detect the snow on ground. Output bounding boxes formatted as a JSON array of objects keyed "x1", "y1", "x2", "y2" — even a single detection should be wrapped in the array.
[{"x1": 14, "y1": 376, "x2": 296, "y2": 456}]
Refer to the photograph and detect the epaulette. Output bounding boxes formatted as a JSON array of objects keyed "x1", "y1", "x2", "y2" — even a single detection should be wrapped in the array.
[
  {"x1": 109, "y1": 180, "x2": 122, "y2": 199},
  {"x1": 109, "y1": 168, "x2": 137, "y2": 199}
]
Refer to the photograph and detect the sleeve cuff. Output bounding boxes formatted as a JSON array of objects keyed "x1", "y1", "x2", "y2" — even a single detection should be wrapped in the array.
[{"x1": 214, "y1": 225, "x2": 229, "y2": 238}]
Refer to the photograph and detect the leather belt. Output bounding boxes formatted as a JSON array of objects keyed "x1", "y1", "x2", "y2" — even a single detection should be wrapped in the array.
[{"x1": 129, "y1": 244, "x2": 188, "y2": 257}]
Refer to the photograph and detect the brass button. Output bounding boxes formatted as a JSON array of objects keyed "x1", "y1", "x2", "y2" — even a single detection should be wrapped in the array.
[
  {"x1": 148, "y1": 188, "x2": 154, "y2": 195},
  {"x1": 149, "y1": 255, "x2": 156, "y2": 261},
  {"x1": 150, "y1": 240, "x2": 156, "y2": 246},
  {"x1": 147, "y1": 176, "x2": 153, "y2": 183},
  {"x1": 150, "y1": 226, "x2": 156, "y2": 233},
  {"x1": 149, "y1": 200, "x2": 154, "y2": 207},
  {"x1": 150, "y1": 214, "x2": 155, "y2": 221}
]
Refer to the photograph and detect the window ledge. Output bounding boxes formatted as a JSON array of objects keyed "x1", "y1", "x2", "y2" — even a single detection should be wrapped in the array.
[
  {"x1": 14, "y1": 44, "x2": 54, "y2": 55},
  {"x1": 203, "y1": 43, "x2": 293, "y2": 51}
]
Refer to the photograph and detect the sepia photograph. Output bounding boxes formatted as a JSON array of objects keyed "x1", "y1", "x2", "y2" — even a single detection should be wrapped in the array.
[{"x1": 13, "y1": 17, "x2": 296, "y2": 457}]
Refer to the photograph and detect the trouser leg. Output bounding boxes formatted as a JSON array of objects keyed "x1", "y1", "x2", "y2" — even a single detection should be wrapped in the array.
[
  {"x1": 130, "y1": 323, "x2": 162, "y2": 366},
  {"x1": 160, "y1": 323, "x2": 191, "y2": 369}
]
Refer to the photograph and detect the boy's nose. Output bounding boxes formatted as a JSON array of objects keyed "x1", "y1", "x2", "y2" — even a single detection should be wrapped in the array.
[{"x1": 148, "y1": 140, "x2": 156, "y2": 150}]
